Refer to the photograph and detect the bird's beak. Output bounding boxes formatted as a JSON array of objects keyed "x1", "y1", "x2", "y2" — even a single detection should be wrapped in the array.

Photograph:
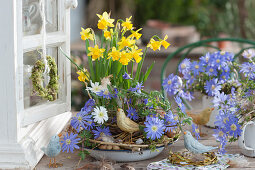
[
  {"x1": 117, "y1": 108, "x2": 121, "y2": 112},
  {"x1": 211, "y1": 108, "x2": 214, "y2": 111},
  {"x1": 184, "y1": 131, "x2": 187, "y2": 135},
  {"x1": 58, "y1": 133, "x2": 62, "y2": 138}
]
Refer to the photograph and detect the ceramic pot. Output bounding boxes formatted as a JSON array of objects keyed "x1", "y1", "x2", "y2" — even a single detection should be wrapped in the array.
[
  {"x1": 85, "y1": 146, "x2": 165, "y2": 162},
  {"x1": 238, "y1": 121, "x2": 255, "y2": 157},
  {"x1": 202, "y1": 96, "x2": 219, "y2": 128}
]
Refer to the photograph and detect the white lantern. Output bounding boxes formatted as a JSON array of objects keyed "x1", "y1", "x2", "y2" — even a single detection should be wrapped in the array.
[{"x1": 0, "y1": 0, "x2": 77, "y2": 168}]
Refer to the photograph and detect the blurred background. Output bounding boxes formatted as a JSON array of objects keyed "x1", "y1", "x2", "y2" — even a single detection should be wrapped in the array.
[{"x1": 70, "y1": 0, "x2": 255, "y2": 110}]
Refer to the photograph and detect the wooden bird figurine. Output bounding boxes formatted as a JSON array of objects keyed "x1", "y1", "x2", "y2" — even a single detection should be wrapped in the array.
[
  {"x1": 186, "y1": 107, "x2": 214, "y2": 136},
  {"x1": 116, "y1": 108, "x2": 139, "y2": 143}
]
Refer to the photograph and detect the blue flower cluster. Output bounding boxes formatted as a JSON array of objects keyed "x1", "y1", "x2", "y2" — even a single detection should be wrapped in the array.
[
  {"x1": 212, "y1": 91, "x2": 242, "y2": 154},
  {"x1": 163, "y1": 51, "x2": 235, "y2": 99},
  {"x1": 162, "y1": 73, "x2": 194, "y2": 101}
]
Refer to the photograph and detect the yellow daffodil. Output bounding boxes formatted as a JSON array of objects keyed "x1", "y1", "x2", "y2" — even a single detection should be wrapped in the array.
[
  {"x1": 88, "y1": 45, "x2": 105, "y2": 60},
  {"x1": 108, "y1": 47, "x2": 121, "y2": 61},
  {"x1": 104, "y1": 29, "x2": 113, "y2": 40},
  {"x1": 118, "y1": 37, "x2": 135, "y2": 49},
  {"x1": 80, "y1": 28, "x2": 94, "y2": 41},
  {"x1": 121, "y1": 16, "x2": 133, "y2": 31},
  {"x1": 161, "y1": 35, "x2": 170, "y2": 49},
  {"x1": 130, "y1": 47, "x2": 143, "y2": 63},
  {"x1": 147, "y1": 38, "x2": 161, "y2": 51},
  {"x1": 77, "y1": 69, "x2": 90, "y2": 82},
  {"x1": 97, "y1": 12, "x2": 115, "y2": 30},
  {"x1": 119, "y1": 51, "x2": 132, "y2": 65},
  {"x1": 129, "y1": 29, "x2": 142, "y2": 40}
]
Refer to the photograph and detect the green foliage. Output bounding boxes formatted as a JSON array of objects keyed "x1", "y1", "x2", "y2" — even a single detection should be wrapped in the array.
[
  {"x1": 134, "y1": 0, "x2": 255, "y2": 38},
  {"x1": 134, "y1": 0, "x2": 198, "y2": 26}
]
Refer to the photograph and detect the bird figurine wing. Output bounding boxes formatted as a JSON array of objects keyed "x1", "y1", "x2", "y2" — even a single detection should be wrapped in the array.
[
  {"x1": 184, "y1": 131, "x2": 217, "y2": 154},
  {"x1": 186, "y1": 107, "x2": 214, "y2": 125},
  {"x1": 123, "y1": 117, "x2": 139, "y2": 129},
  {"x1": 41, "y1": 135, "x2": 62, "y2": 157},
  {"x1": 117, "y1": 108, "x2": 139, "y2": 133}
]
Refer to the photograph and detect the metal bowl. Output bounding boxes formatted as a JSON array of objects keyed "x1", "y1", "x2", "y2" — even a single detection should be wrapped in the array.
[{"x1": 85, "y1": 146, "x2": 165, "y2": 162}]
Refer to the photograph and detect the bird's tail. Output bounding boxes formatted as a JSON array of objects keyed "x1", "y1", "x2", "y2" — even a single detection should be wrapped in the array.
[{"x1": 210, "y1": 146, "x2": 218, "y2": 150}]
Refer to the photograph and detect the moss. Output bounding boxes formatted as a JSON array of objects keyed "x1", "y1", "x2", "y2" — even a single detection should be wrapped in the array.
[{"x1": 30, "y1": 56, "x2": 59, "y2": 101}]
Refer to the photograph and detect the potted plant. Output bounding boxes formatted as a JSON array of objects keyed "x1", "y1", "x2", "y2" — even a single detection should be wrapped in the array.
[
  {"x1": 59, "y1": 12, "x2": 193, "y2": 162},
  {"x1": 163, "y1": 49, "x2": 255, "y2": 155},
  {"x1": 163, "y1": 51, "x2": 237, "y2": 127}
]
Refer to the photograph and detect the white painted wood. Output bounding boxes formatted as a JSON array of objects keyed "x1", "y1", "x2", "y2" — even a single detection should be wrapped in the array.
[
  {"x1": 21, "y1": 0, "x2": 72, "y2": 126},
  {"x1": 0, "y1": 111, "x2": 71, "y2": 169},
  {"x1": 0, "y1": 0, "x2": 18, "y2": 145},
  {"x1": 23, "y1": 32, "x2": 67, "y2": 52}
]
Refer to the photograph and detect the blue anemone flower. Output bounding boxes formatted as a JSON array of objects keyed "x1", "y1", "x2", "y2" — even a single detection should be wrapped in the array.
[
  {"x1": 71, "y1": 111, "x2": 93, "y2": 132},
  {"x1": 178, "y1": 90, "x2": 194, "y2": 101},
  {"x1": 240, "y1": 62, "x2": 255, "y2": 79},
  {"x1": 174, "y1": 96, "x2": 186, "y2": 113},
  {"x1": 162, "y1": 74, "x2": 182, "y2": 96},
  {"x1": 129, "y1": 82, "x2": 144, "y2": 94},
  {"x1": 213, "y1": 92, "x2": 229, "y2": 110},
  {"x1": 61, "y1": 132, "x2": 80, "y2": 153},
  {"x1": 92, "y1": 126, "x2": 112, "y2": 139},
  {"x1": 205, "y1": 65, "x2": 218, "y2": 76},
  {"x1": 97, "y1": 89, "x2": 112, "y2": 99},
  {"x1": 242, "y1": 49, "x2": 255, "y2": 60},
  {"x1": 123, "y1": 72, "x2": 132, "y2": 79},
  {"x1": 204, "y1": 78, "x2": 221, "y2": 96},
  {"x1": 81, "y1": 99, "x2": 95, "y2": 112},
  {"x1": 164, "y1": 111, "x2": 178, "y2": 132},
  {"x1": 191, "y1": 61, "x2": 203, "y2": 76},
  {"x1": 225, "y1": 117, "x2": 242, "y2": 138},
  {"x1": 144, "y1": 117, "x2": 165, "y2": 140},
  {"x1": 178, "y1": 58, "x2": 191, "y2": 75},
  {"x1": 199, "y1": 52, "x2": 211, "y2": 66},
  {"x1": 126, "y1": 107, "x2": 138, "y2": 121}
]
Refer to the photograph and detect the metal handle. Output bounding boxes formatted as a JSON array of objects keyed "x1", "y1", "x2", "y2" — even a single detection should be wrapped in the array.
[
  {"x1": 65, "y1": 0, "x2": 78, "y2": 9},
  {"x1": 238, "y1": 121, "x2": 254, "y2": 151}
]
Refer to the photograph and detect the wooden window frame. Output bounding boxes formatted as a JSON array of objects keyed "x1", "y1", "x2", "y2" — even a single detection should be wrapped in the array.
[{"x1": 20, "y1": 0, "x2": 71, "y2": 126}]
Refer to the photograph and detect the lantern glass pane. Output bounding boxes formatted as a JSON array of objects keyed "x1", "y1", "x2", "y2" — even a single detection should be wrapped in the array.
[
  {"x1": 23, "y1": 47, "x2": 58, "y2": 109},
  {"x1": 45, "y1": 0, "x2": 58, "y2": 32},
  {"x1": 22, "y1": 0, "x2": 42, "y2": 36}
]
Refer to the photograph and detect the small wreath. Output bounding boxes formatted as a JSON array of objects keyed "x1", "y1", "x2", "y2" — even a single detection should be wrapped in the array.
[{"x1": 30, "y1": 56, "x2": 59, "y2": 101}]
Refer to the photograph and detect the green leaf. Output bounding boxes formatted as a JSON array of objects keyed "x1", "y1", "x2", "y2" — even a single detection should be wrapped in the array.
[
  {"x1": 143, "y1": 62, "x2": 155, "y2": 82},
  {"x1": 85, "y1": 40, "x2": 95, "y2": 81},
  {"x1": 79, "y1": 151, "x2": 86, "y2": 160}
]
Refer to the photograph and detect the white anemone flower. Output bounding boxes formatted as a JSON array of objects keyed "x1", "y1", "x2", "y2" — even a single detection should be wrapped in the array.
[
  {"x1": 87, "y1": 81, "x2": 103, "y2": 93},
  {"x1": 92, "y1": 106, "x2": 108, "y2": 124}
]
